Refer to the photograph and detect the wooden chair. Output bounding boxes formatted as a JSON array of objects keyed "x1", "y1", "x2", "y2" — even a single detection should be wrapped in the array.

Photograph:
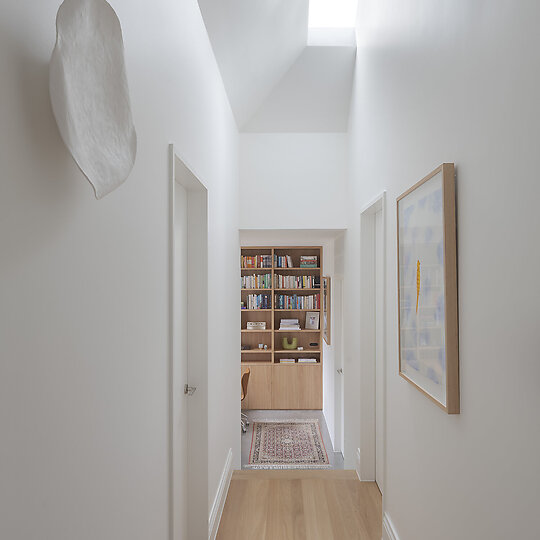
[{"x1": 241, "y1": 368, "x2": 250, "y2": 433}]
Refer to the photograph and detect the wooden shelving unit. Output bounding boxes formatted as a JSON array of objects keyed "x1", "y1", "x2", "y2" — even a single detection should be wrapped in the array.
[{"x1": 240, "y1": 246, "x2": 323, "y2": 410}]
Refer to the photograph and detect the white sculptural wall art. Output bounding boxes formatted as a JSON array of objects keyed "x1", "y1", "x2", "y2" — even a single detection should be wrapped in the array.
[{"x1": 50, "y1": 0, "x2": 137, "y2": 199}]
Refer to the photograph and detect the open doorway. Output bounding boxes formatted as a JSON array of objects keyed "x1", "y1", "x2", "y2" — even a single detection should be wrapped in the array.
[
  {"x1": 359, "y1": 193, "x2": 386, "y2": 493},
  {"x1": 169, "y1": 146, "x2": 208, "y2": 540},
  {"x1": 238, "y1": 229, "x2": 346, "y2": 470}
]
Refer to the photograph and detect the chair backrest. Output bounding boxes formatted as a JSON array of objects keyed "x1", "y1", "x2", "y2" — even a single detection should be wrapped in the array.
[{"x1": 241, "y1": 368, "x2": 250, "y2": 401}]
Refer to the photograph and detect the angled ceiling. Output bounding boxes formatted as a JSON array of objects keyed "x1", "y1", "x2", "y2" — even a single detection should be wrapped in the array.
[
  {"x1": 243, "y1": 45, "x2": 356, "y2": 132},
  {"x1": 197, "y1": 0, "x2": 356, "y2": 132},
  {"x1": 197, "y1": 0, "x2": 309, "y2": 128}
]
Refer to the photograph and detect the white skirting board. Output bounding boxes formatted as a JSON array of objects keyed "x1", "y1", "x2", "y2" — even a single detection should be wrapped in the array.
[
  {"x1": 208, "y1": 448, "x2": 233, "y2": 540},
  {"x1": 382, "y1": 513, "x2": 400, "y2": 540}
]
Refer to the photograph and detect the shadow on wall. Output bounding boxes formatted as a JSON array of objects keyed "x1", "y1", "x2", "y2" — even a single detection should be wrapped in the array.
[{"x1": 1, "y1": 19, "x2": 95, "y2": 271}]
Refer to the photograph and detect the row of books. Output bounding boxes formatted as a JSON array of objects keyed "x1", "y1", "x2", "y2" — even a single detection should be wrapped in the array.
[
  {"x1": 274, "y1": 274, "x2": 320, "y2": 289},
  {"x1": 275, "y1": 294, "x2": 320, "y2": 310},
  {"x1": 274, "y1": 255, "x2": 294, "y2": 268},
  {"x1": 278, "y1": 358, "x2": 318, "y2": 364},
  {"x1": 241, "y1": 273, "x2": 271, "y2": 289},
  {"x1": 241, "y1": 255, "x2": 272, "y2": 268},
  {"x1": 279, "y1": 318, "x2": 301, "y2": 330},
  {"x1": 244, "y1": 293, "x2": 271, "y2": 310}
]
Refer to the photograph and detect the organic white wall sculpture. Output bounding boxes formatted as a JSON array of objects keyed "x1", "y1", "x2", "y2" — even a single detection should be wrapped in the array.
[{"x1": 50, "y1": 0, "x2": 137, "y2": 199}]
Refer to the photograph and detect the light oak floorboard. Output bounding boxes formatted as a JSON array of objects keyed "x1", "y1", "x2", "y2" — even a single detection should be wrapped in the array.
[{"x1": 217, "y1": 470, "x2": 382, "y2": 540}]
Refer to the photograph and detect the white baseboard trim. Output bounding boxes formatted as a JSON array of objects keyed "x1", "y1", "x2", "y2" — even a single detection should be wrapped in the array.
[
  {"x1": 355, "y1": 448, "x2": 362, "y2": 481},
  {"x1": 382, "y1": 512, "x2": 399, "y2": 540},
  {"x1": 208, "y1": 448, "x2": 233, "y2": 540}
]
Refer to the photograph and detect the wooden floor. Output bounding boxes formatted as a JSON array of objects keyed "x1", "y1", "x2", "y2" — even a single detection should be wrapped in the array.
[{"x1": 217, "y1": 470, "x2": 382, "y2": 540}]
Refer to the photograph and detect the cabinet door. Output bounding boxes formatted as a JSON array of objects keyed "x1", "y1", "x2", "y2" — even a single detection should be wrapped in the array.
[
  {"x1": 272, "y1": 365, "x2": 322, "y2": 409},
  {"x1": 272, "y1": 365, "x2": 300, "y2": 409},
  {"x1": 297, "y1": 365, "x2": 322, "y2": 409},
  {"x1": 242, "y1": 365, "x2": 272, "y2": 409}
]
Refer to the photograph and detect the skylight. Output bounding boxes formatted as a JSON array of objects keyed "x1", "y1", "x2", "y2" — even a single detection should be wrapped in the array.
[{"x1": 308, "y1": 0, "x2": 358, "y2": 28}]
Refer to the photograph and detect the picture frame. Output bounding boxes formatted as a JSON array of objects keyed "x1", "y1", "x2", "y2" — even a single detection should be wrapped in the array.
[
  {"x1": 305, "y1": 311, "x2": 320, "y2": 330},
  {"x1": 322, "y1": 276, "x2": 331, "y2": 345},
  {"x1": 397, "y1": 163, "x2": 459, "y2": 414}
]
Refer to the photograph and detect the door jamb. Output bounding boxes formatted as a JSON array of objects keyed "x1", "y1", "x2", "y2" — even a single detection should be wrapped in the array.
[{"x1": 358, "y1": 192, "x2": 386, "y2": 489}]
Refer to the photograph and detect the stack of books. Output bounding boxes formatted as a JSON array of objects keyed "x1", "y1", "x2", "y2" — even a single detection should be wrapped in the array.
[
  {"x1": 300, "y1": 256, "x2": 318, "y2": 268},
  {"x1": 241, "y1": 273, "x2": 271, "y2": 289},
  {"x1": 275, "y1": 293, "x2": 320, "y2": 310},
  {"x1": 241, "y1": 255, "x2": 272, "y2": 268},
  {"x1": 279, "y1": 358, "x2": 296, "y2": 364},
  {"x1": 298, "y1": 358, "x2": 318, "y2": 364},
  {"x1": 274, "y1": 254, "x2": 294, "y2": 268},
  {"x1": 279, "y1": 318, "x2": 301, "y2": 330}
]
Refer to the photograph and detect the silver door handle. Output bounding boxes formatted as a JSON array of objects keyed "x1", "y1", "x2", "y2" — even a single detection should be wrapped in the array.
[{"x1": 184, "y1": 384, "x2": 197, "y2": 396}]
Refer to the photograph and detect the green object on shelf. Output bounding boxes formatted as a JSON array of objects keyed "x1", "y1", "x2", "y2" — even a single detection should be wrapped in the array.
[{"x1": 282, "y1": 337, "x2": 298, "y2": 350}]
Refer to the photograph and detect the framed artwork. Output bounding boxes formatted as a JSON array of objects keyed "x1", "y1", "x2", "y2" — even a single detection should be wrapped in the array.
[
  {"x1": 305, "y1": 311, "x2": 320, "y2": 330},
  {"x1": 397, "y1": 163, "x2": 459, "y2": 414},
  {"x1": 322, "y1": 276, "x2": 331, "y2": 345}
]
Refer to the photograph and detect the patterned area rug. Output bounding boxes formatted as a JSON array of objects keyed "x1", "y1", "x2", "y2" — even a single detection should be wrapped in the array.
[{"x1": 248, "y1": 419, "x2": 330, "y2": 469}]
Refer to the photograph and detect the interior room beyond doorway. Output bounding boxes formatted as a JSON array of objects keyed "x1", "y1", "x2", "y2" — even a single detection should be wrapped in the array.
[{"x1": 239, "y1": 229, "x2": 346, "y2": 470}]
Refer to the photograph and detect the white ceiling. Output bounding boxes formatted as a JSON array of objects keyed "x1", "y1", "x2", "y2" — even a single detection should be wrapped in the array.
[
  {"x1": 197, "y1": 0, "x2": 356, "y2": 132},
  {"x1": 197, "y1": 0, "x2": 309, "y2": 128},
  {"x1": 243, "y1": 45, "x2": 356, "y2": 132}
]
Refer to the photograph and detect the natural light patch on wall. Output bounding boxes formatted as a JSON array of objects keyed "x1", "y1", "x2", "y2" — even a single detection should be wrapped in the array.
[{"x1": 308, "y1": 0, "x2": 358, "y2": 28}]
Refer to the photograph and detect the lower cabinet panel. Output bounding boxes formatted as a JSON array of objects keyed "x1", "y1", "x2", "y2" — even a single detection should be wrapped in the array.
[
  {"x1": 298, "y1": 365, "x2": 323, "y2": 409},
  {"x1": 272, "y1": 364, "x2": 322, "y2": 410},
  {"x1": 242, "y1": 364, "x2": 322, "y2": 410}
]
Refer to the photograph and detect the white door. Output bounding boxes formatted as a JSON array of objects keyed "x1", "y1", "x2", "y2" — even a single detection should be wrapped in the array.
[
  {"x1": 172, "y1": 152, "x2": 208, "y2": 540},
  {"x1": 173, "y1": 182, "x2": 189, "y2": 540},
  {"x1": 374, "y1": 209, "x2": 385, "y2": 492}
]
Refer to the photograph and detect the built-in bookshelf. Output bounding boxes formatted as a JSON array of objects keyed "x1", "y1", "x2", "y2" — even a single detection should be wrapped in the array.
[{"x1": 240, "y1": 246, "x2": 323, "y2": 410}]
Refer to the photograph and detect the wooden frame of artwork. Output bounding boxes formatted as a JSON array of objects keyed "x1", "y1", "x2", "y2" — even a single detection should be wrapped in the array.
[
  {"x1": 396, "y1": 163, "x2": 459, "y2": 414},
  {"x1": 322, "y1": 276, "x2": 331, "y2": 345}
]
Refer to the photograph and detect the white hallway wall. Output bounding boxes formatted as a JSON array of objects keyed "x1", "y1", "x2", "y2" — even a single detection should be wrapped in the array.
[
  {"x1": 0, "y1": 1, "x2": 239, "y2": 539},
  {"x1": 346, "y1": 1, "x2": 540, "y2": 538},
  {"x1": 239, "y1": 133, "x2": 348, "y2": 230}
]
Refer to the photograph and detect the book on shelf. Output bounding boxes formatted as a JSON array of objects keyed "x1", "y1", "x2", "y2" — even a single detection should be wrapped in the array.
[
  {"x1": 279, "y1": 358, "x2": 296, "y2": 364},
  {"x1": 241, "y1": 255, "x2": 272, "y2": 269},
  {"x1": 279, "y1": 318, "x2": 301, "y2": 330},
  {"x1": 241, "y1": 273, "x2": 271, "y2": 289},
  {"x1": 300, "y1": 255, "x2": 318, "y2": 268},
  {"x1": 298, "y1": 358, "x2": 318, "y2": 363},
  {"x1": 246, "y1": 293, "x2": 271, "y2": 309},
  {"x1": 274, "y1": 274, "x2": 318, "y2": 289},
  {"x1": 275, "y1": 293, "x2": 320, "y2": 310},
  {"x1": 274, "y1": 254, "x2": 294, "y2": 268}
]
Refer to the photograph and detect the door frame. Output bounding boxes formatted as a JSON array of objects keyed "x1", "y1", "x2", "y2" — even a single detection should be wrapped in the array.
[
  {"x1": 169, "y1": 144, "x2": 209, "y2": 540},
  {"x1": 358, "y1": 192, "x2": 386, "y2": 489},
  {"x1": 333, "y1": 275, "x2": 345, "y2": 455}
]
